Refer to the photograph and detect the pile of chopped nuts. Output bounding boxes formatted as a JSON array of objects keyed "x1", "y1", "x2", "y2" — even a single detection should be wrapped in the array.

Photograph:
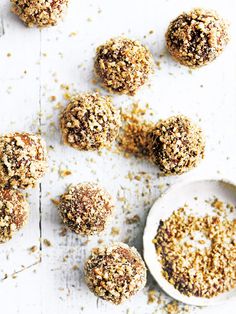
[
  {"x1": 153, "y1": 204, "x2": 236, "y2": 298},
  {"x1": 166, "y1": 8, "x2": 229, "y2": 68},
  {"x1": 0, "y1": 187, "x2": 29, "y2": 243},
  {"x1": 0, "y1": 133, "x2": 48, "y2": 189},
  {"x1": 84, "y1": 242, "x2": 146, "y2": 304},
  {"x1": 11, "y1": 0, "x2": 69, "y2": 27},
  {"x1": 94, "y1": 37, "x2": 153, "y2": 95},
  {"x1": 58, "y1": 182, "x2": 114, "y2": 236},
  {"x1": 60, "y1": 92, "x2": 121, "y2": 151},
  {"x1": 117, "y1": 103, "x2": 155, "y2": 157}
]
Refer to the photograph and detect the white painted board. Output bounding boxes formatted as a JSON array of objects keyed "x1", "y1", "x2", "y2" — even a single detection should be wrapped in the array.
[{"x1": 0, "y1": 0, "x2": 236, "y2": 313}]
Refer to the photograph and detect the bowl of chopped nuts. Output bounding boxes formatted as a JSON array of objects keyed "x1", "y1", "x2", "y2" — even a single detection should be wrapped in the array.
[{"x1": 143, "y1": 178, "x2": 236, "y2": 306}]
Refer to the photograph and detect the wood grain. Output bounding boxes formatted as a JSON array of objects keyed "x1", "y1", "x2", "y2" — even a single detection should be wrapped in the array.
[{"x1": 0, "y1": 0, "x2": 236, "y2": 313}]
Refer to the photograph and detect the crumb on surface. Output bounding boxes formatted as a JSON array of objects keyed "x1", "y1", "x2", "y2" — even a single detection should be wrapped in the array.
[
  {"x1": 43, "y1": 239, "x2": 52, "y2": 247},
  {"x1": 59, "y1": 168, "x2": 72, "y2": 178}
]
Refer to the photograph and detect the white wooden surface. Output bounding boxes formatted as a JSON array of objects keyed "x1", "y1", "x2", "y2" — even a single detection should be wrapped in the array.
[{"x1": 0, "y1": 0, "x2": 236, "y2": 313}]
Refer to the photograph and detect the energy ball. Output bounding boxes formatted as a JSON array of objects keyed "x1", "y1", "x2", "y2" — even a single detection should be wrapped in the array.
[
  {"x1": 11, "y1": 0, "x2": 68, "y2": 28},
  {"x1": 166, "y1": 8, "x2": 229, "y2": 68},
  {"x1": 148, "y1": 115, "x2": 205, "y2": 175},
  {"x1": 0, "y1": 133, "x2": 48, "y2": 189},
  {"x1": 60, "y1": 92, "x2": 121, "y2": 151},
  {"x1": 94, "y1": 37, "x2": 153, "y2": 95},
  {"x1": 0, "y1": 187, "x2": 29, "y2": 243},
  {"x1": 58, "y1": 182, "x2": 114, "y2": 236},
  {"x1": 84, "y1": 242, "x2": 147, "y2": 304}
]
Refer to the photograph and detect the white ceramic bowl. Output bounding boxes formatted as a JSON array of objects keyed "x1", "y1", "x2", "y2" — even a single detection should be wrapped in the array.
[{"x1": 143, "y1": 178, "x2": 236, "y2": 306}]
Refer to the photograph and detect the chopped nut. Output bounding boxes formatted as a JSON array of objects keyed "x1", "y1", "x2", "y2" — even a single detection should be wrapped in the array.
[
  {"x1": 43, "y1": 239, "x2": 52, "y2": 247},
  {"x1": 165, "y1": 301, "x2": 180, "y2": 314},
  {"x1": 211, "y1": 198, "x2": 224, "y2": 210},
  {"x1": 49, "y1": 95, "x2": 56, "y2": 102},
  {"x1": 29, "y1": 245, "x2": 37, "y2": 253},
  {"x1": 126, "y1": 215, "x2": 140, "y2": 225},
  {"x1": 147, "y1": 289, "x2": 157, "y2": 304},
  {"x1": 51, "y1": 198, "x2": 60, "y2": 206},
  {"x1": 59, "y1": 168, "x2": 72, "y2": 178},
  {"x1": 110, "y1": 227, "x2": 120, "y2": 236},
  {"x1": 72, "y1": 264, "x2": 79, "y2": 270}
]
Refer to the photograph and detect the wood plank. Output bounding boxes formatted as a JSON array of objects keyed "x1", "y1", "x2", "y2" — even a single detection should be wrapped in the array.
[{"x1": 0, "y1": 0, "x2": 236, "y2": 313}]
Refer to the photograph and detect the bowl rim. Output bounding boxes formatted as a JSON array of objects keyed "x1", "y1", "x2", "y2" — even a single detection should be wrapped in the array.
[{"x1": 143, "y1": 176, "x2": 236, "y2": 306}]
